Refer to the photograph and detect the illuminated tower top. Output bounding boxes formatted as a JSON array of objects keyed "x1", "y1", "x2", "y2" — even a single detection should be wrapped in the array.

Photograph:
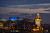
[
  {"x1": 37, "y1": 13, "x2": 39, "y2": 15},
  {"x1": 36, "y1": 13, "x2": 41, "y2": 19}
]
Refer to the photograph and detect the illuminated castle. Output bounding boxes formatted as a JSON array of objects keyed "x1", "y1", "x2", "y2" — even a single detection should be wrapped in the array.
[
  {"x1": 33, "y1": 13, "x2": 43, "y2": 32},
  {"x1": 32, "y1": 13, "x2": 43, "y2": 31},
  {"x1": 35, "y1": 13, "x2": 41, "y2": 27}
]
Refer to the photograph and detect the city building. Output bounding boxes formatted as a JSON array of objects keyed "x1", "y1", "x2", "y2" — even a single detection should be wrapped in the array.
[
  {"x1": 33, "y1": 13, "x2": 43, "y2": 33},
  {"x1": 35, "y1": 13, "x2": 41, "y2": 27},
  {"x1": 9, "y1": 16, "x2": 23, "y2": 21},
  {"x1": 0, "y1": 22, "x2": 4, "y2": 28},
  {"x1": 9, "y1": 16, "x2": 19, "y2": 21}
]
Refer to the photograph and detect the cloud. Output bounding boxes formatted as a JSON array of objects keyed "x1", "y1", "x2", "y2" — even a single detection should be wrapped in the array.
[
  {"x1": 0, "y1": 0, "x2": 50, "y2": 7},
  {"x1": 0, "y1": 7, "x2": 50, "y2": 15},
  {"x1": 0, "y1": 3, "x2": 50, "y2": 15},
  {"x1": 44, "y1": 10, "x2": 50, "y2": 11},
  {"x1": 9, "y1": 12, "x2": 21, "y2": 15},
  {"x1": 7, "y1": 3, "x2": 50, "y2": 9}
]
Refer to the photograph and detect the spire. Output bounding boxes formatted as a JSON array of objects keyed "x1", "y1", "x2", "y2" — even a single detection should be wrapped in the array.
[
  {"x1": 37, "y1": 12, "x2": 41, "y2": 18},
  {"x1": 37, "y1": 13, "x2": 39, "y2": 16}
]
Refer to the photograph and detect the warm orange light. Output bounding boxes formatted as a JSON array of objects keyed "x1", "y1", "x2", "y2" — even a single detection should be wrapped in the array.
[
  {"x1": 24, "y1": 27, "x2": 26, "y2": 29},
  {"x1": 37, "y1": 29, "x2": 39, "y2": 30},
  {"x1": 33, "y1": 29, "x2": 37, "y2": 31},
  {"x1": 37, "y1": 27, "x2": 39, "y2": 28},
  {"x1": 9, "y1": 27, "x2": 11, "y2": 29},
  {"x1": 28, "y1": 21, "x2": 30, "y2": 22},
  {"x1": 42, "y1": 28, "x2": 43, "y2": 30},
  {"x1": 4, "y1": 27, "x2": 8, "y2": 29}
]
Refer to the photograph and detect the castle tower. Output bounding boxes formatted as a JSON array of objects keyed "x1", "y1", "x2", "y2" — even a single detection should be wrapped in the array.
[{"x1": 35, "y1": 13, "x2": 41, "y2": 27}]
